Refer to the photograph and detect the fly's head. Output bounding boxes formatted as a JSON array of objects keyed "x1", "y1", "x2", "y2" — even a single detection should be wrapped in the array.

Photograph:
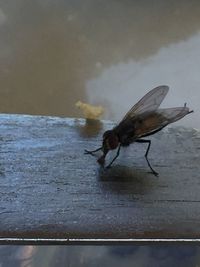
[{"x1": 97, "y1": 130, "x2": 119, "y2": 165}]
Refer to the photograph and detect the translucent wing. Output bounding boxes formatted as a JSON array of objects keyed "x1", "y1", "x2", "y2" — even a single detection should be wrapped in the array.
[
  {"x1": 157, "y1": 105, "x2": 192, "y2": 124},
  {"x1": 114, "y1": 104, "x2": 193, "y2": 143},
  {"x1": 134, "y1": 105, "x2": 193, "y2": 139},
  {"x1": 121, "y1": 85, "x2": 169, "y2": 122}
]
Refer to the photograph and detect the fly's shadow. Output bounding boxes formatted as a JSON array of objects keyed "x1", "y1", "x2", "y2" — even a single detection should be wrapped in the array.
[{"x1": 97, "y1": 165, "x2": 157, "y2": 196}]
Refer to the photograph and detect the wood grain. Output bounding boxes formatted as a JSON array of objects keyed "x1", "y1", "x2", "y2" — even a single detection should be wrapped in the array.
[{"x1": 0, "y1": 114, "x2": 199, "y2": 243}]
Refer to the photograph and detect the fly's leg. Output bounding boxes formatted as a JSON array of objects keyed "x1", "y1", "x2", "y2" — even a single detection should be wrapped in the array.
[
  {"x1": 136, "y1": 139, "x2": 158, "y2": 176},
  {"x1": 84, "y1": 147, "x2": 102, "y2": 155},
  {"x1": 106, "y1": 145, "x2": 121, "y2": 169}
]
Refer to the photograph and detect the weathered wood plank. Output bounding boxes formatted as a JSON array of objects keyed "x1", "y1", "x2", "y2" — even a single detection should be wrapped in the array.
[{"x1": 0, "y1": 114, "x2": 200, "y2": 243}]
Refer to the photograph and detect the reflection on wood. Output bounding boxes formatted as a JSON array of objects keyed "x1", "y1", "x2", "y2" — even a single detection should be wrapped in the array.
[{"x1": 0, "y1": 114, "x2": 199, "y2": 244}]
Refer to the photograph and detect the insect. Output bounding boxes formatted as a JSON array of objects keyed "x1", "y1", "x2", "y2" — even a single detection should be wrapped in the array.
[{"x1": 84, "y1": 85, "x2": 193, "y2": 176}]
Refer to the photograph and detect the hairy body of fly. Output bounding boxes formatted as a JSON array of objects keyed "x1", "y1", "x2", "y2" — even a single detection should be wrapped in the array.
[{"x1": 85, "y1": 85, "x2": 193, "y2": 176}]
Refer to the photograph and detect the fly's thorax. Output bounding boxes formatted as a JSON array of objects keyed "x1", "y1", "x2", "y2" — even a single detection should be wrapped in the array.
[{"x1": 103, "y1": 130, "x2": 119, "y2": 150}]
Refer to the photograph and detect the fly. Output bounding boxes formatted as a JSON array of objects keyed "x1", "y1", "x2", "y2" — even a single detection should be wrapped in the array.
[{"x1": 85, "y1": 85, "x2": 193, "y2": 176}]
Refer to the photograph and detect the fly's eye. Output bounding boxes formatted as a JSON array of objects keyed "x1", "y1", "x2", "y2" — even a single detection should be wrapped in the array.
[
  {"x1": 103, "y1": 130, "x2": 112, "y2": 140},
  {"x1": 107, "y1": 134, "x2": 119, "y2": 149}
]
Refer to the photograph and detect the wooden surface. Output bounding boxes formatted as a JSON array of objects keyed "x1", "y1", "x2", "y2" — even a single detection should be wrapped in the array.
[{"x1": 0, "y1": 114, "x2": 200, "y2": 243}]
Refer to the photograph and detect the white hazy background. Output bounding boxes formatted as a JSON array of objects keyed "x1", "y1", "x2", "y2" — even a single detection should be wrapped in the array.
[
  {"x1": 87, "y1": 34, "x2": 199, "y2": 128},
  {"x1": 0, "y1": 0, "x2": 199, "y2": 130}
]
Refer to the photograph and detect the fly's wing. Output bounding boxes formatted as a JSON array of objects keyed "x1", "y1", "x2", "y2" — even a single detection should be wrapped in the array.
[
  {"x1": 134, "y1": 105, "x2": 193, "y2": 139},
  {"x1": 121, "y1": 85, "x2": 169, "y2": 122},
  {"x1": 157, "y1": 105, "x2": 193, "y2": 124}
]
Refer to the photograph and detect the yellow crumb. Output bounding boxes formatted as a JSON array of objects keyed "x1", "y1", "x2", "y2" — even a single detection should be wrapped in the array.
[{"x1": 75, "y1": 101, "x2": 104, "y2": 119}]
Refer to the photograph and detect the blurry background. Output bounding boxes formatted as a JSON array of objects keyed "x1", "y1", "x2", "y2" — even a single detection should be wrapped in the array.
[
  {"x1": 0, "y1": 245, "x2": 200, "y2": 267},
  {"x1": 0, "y1": 0, "x2": 199, "y2": 127},
  {"x1": 0, "y1": 0, "x2": 200, "y2": 266}
]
